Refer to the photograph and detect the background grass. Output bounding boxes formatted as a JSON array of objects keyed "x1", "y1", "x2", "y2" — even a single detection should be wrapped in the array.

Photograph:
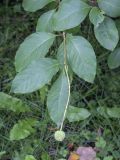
[{"x1": 0, "y1": 0, "x2": 120, "y2": 159}]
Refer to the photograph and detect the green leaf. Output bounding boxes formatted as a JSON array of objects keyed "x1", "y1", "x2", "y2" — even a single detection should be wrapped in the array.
[
  {"x1": 15, "y1": 32, "x2": 56, "y2": 72},
  {"x1": 0, "y1": 92, "x2": 30, "y2": 113},
  {"x1": 36, "y1": 10, "x2": 55, "y2": 32},
  {"x1": 103, "y1": 156, "x2": 113, "y2": 160},
  {"x1": 97, "y1": 107, "x2": 108, "y2": 118},
  {"x1": 108, "y1": 47, "x2": 120, "y2": 69},
  {"x1": 10, "y1": 118, "x2": 38, "y2": 140},
  {"x1": 98, "y1": 0, "x2": 120, "y2": 18},
  {"x1": 57, "y1": 34, "x2": 96, "y2": 83},
  {"x1": 94, "y1": 17, "x2": 119, "y2": 51},
  {"x1": 41, "y1": 152, "x2": 51, "y2": 160},
  {"x1": 53, "y1": 0, "x2": 90, "y2": 31},
  {"x1": 89, "y1": 7, "x2": 105, "y2": 27},
  {"x1": 25, "y1": 155, "x2": 37, "y2": 160},
  {"x1": 107, "y1": 107, "x2": 120, "y2": 118},
  {"x1": 96, "y1": 137, "x2": 106, "y2": 149},
  {"x1": 22, "y1": 0, "x2": 54, "y2": 12},
  {"x1": 67, "y1": 106, "x2": 91, "y2": 122},
  {"x1": 47, "y1": 71, "x2": 69, "y2": 127},
  {"x1": 12, "y1": 58, "x2": 59, "y2": 94}
]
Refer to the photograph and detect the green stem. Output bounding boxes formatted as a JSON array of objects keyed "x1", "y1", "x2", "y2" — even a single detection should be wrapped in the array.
[{"x1": 60, "y1": 32, "x2": 70, "y2": 131}]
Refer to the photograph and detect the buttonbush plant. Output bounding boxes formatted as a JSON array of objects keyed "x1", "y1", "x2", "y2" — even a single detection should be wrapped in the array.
[{"x1": 9, "y1": 0, "x2": 120, "y2": 138}]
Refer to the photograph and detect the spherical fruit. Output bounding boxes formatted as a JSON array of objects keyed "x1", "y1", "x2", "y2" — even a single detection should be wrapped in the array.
[{"x1": 54, "y1": 130, "x2": 65, "y2": 142}]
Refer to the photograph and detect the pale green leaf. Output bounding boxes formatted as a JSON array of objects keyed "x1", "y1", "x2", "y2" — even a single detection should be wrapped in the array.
[
  {"x1": 25, "y1": 155, "x2": 37, "y2": 160},
  {"x1": 47, "y1": 71, "x2": 69, "y2": 127},
  {"x1": 10, "y1": 118, "x2": 38, "y2": 140},
  {"x1": 98, "y1": 0, "x2": 120, "y2": 18},
  {"x1": 57, "y1": 34, "x2": 96, "y2": 83},
  {"x1": 15, "y1": 32, "x2": 56, "y2": 72},
  {"x1": 108, "y1": 47, "x2": 120, "y2": 69},
  {"x1": 36, "y1": 10, "x2": 55, "y2": 32},
  {"x1": 0, "y1": 92, "x2": 30, "y2": 113},
  {"x1": 94, "y1": 17, "x2": 119, "y2": 51},
  {"x1": 53, "y1": 0, "x2": 90, "y2": 31},
  {"x1": 67, "y1": 106, "x2": 91, "y2": 122},
  {"x1": 96, "y1": 137, "x2": 106, "y2": 148},
  {"x1": 22, "y1": 0, "x2": 54, "y2": 12},
  {"x1": 89, "y1": 7, "x2": 105, "y2": 27},
  {"x1": 103, "y1": 156, "x2": 113, "y2": 160},
  {"x1": 12, "y1": 58, "x2": 59, "y2": 94},
  {"x1": 107, "y1": 107, "x2": 120, "y2": 118}
]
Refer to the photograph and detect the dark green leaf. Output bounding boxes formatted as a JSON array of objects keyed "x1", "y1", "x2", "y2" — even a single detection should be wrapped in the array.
[
  {"x1": 108, "y1": 47, "x2": 120, "y2": 69},
  {"x1": 67, "y1": 106, "x2": 91, "y2": 122},
  {"x1": 15, "y1": 32, "x2": 56, "y2": 72},
  {"x1": 47, "y1": 71, "x2": 69, "y2": 127},
  {"x1": 98, "y1": 0, "x2": 120, "y2": 18},
  {"x1": 94, "y1": 17, "x2": 119, "y2": 51},
  {"x1": 36, "y1": 10, "x2": 55, "y2": 32},
  {"x1": 22, "y1": 0, "x2": 54, "y2": 12},
  {"x1": 53, "y1": 0, "x2": 90, "y2": 31},
  {"x1": 57, "y1": 34, "x2": 96, "y2": 83},
  {"x1": 12, "y1": 58, "x2": 59, "y2": 94},
  {"x1": 89, "y1": 7, "x2": 105, "y2": 27}
]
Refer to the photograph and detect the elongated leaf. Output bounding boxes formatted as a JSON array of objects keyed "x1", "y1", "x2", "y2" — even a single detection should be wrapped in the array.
[
  {"x1": 0, "y1": 92, "x2": 30, "y2": 113},
  {"x1": 108, "y1": 47, "x2": 120, "y2": 69},
  {"x1": 98, "y1": 0, "x2": 120, "y2": 18},
  {"x1": 12, "y1": 58, "x2": 59, "y2": 94},
  {"x1": 25, "y1": 155, "x2": 37, "y2": 160},
  {"x1": 97, "y1": 107, "x2": 120, "y2": 118},
  {"x1": 67, "y1": 106, "x2": 91, "y2": 122},
  {"x1": 15, "y1": 32, "x2": 56, "y2": 72},
  {"x1": 107, "y1": 107, "x2": 120, "y2": 118},
  {"x1": 89, "y1": 7, "x2": 105, "y2": 27},
  {"x1": 94, "y1": 17, "x2": 119, "y2": 51},
  {"x1": 22, "y1": 0, "x2": 54, "y2": 12},
  {"x1": 10, "y1": 118, "x2": 38, "y2": 140},
  {"x1": 36, "y1": 10, "x2": 55, "y2": 32},
  {"x1": 47, "y1": 71, "x2": 69, "y2": 127},
  {"x1": 53, "y1": 0, "x2": 90, "y2": 31},
  {"x1": 57, "y1": 34, "x2": 96, "y2": 83}
]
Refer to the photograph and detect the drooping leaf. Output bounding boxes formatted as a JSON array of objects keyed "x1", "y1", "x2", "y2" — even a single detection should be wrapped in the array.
[
  {"x1": 89, "y1": 7, "x2": 105, "y2": 27},
  {"x1": 12, "y1": 58, "x2": 59, "y2": 94},
  {"x1": 67, "y1": 106, "x2": 91, "y2": 122},
  {"x1": 47, "y1": 71, "x2": 69, "y2": 127},
  {"x1": 15, "y1": 32, "x2": 56, "y2": 72},
  {"x1": 57, "y1": 34, "x2": 96, "y2": 83},
  {"x1": 0, "y1": 92, "x2": 30, "y2": 113},
  {"x1": 108, "y1": 47, "x2": 120, "y2": 69},
  {"x1": 25, "y1": 155, "x2": 37, "y2": 160},
  {"x1": 10, "y1": 118, "x2": 38, "y2": 140},
  {"x1": 98, "y1": 0, "x2": 120, "y2": 18},
  {"x1": 94, "y1": 17, "x2": 119, "y2": 51},
  {"x1": 107, "y1": 107, "x2": 120, "y2": 118},
  {"x1": 53, "y1": 0, "x2": 90, "y2": 31},
  {"x1": 36, "y1": 10, "x2": 55, "y2": 32},
  {"x1": 22, "y1": 0, "x2": 54, "y2": 12}
]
